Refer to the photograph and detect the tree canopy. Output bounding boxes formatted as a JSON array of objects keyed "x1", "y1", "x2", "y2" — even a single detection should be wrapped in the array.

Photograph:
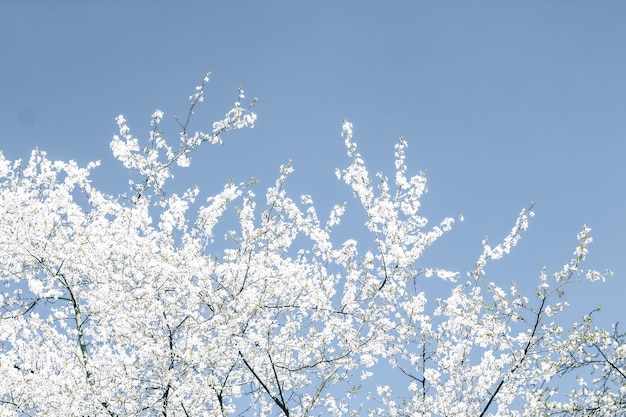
[{"x1": 0, "y1": 75, "x2": 623, "y2": 416}]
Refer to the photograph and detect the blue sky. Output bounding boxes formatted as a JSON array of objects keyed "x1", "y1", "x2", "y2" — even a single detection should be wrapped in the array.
[{"x1": 1, "y1": 2, "x2": 624, "y2": 330}]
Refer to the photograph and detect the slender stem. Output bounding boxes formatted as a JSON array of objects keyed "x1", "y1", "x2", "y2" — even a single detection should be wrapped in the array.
[{"x1": 239, "y1": 351, "x2": 290, "y2": 416}]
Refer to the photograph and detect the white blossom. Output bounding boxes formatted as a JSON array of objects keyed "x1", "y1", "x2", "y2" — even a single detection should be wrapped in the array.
[{"x1": 0, "y1": 75, "x2": 621, "y2": 417}]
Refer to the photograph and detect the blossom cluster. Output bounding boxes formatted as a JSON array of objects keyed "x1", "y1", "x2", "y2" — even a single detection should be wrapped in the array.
[{"x1": 0, "y1": 76, "x2": 621, "y2": 416}]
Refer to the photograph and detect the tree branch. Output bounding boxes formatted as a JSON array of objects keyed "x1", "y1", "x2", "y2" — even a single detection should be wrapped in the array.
[{"x1": 238, "y1": 350, "x2": 290, "y2": 416}]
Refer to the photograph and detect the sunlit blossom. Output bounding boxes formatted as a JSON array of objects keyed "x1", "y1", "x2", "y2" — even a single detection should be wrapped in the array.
[{"x1": 0, "y1": 75, "x2": 620, "y2": 417}]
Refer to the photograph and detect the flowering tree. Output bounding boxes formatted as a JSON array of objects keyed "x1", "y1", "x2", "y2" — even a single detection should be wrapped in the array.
[{"x1": 0, "y1": 74, "x2": 623, "y2": 416}]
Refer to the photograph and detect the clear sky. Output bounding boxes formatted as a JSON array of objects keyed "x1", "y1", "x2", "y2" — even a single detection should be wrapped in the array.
[{"x1": 1, "y1": 1, "x2": 624, "y2": 332}]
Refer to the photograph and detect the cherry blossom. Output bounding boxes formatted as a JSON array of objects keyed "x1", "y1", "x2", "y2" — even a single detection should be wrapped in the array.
[{"x1": 0, "y1": 75, "x2": 621, "y2": 416}]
